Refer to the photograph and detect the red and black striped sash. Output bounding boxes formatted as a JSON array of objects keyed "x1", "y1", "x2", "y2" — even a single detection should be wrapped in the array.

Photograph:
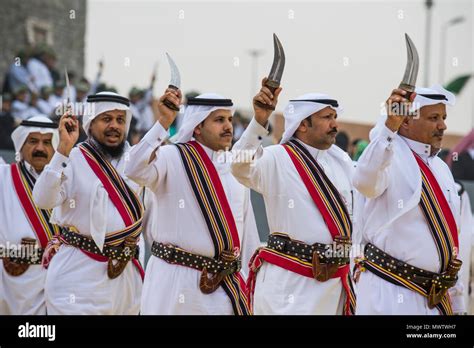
[
  {"x1": 362, "y1": 153, "x2": 460, "y2": 315},
  {"x1": 415, "y1": 151, "x2": 458, "y2": 314},
  {"x1": 175, "y1": 141, "x2": 251, "y2": 315},
  {"x1": 284, "y1": 139, "x2": 352, "y2": 238},
  {"x1": 11, "y1": 162, "x2": 60, "y2": 248},
  {"x1": 78, "y1": 142, "x2": 144, "y2": 277},
  {"x1": 248, "y1": 139, "x2": 355, "y2": 315},
  {"x1": 414, "y1": 152, "x2": 458, "y2": 271}
]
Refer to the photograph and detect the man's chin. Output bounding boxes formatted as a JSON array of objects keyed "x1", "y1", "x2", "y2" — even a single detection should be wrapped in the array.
[
  {"x1": 95, "y1": 138, "x2": 126, "y2": 158},
  {"x1": 220, "y1": 139, "x2": 232, "y2": 151}
]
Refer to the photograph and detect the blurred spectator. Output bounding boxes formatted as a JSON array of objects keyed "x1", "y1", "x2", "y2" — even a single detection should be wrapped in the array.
[
  {"x1": 0, "y1": 94, "x2": 15, "y2": 150},
  {"x1": 48, "y1": 80, "x2": 65, "y2": 112},
  {"x1": 232, "y1": 110, "x2": 246, "y2": 142},
  {"x1": 11, "y1": 85, "x2": 39, "y2": 121},
  {"x1": 4, "y1": 48, "x2": 37, "y2": 94},
  {"x1": 352, "y1": 139, "x2": 368, "y2": 161},
  {"x1": 27, "y1": 45, "x2": 56, "y2": 90},
  {"x1": 449, "y1": 129, "x2": 474, "y2": 181},
  {"x1": 335, "y1": 131, "x2": 349, "y2": 152},
  {"x1": 37, "y1": 86, "x2": 55, "y2": 116}
]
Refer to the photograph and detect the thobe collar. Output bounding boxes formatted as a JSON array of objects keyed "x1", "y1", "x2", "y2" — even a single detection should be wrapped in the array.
[
  {"x1": 22, "y1": 160, "x2": 41, "y2": 179},
  {"x1": 194, "y1": 139, "x2": 231, "y2": 175},
  {"x1": 293, "y1": 137, "x2": 328, "y2": 161},
  {"x1": 400, "y1": 135, "x2": 440, "y2": 165}
]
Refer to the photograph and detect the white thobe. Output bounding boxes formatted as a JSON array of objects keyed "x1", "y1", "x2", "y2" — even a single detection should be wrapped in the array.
[
  {"x1": 27, "y1": 58, "x2": 53, "y2": 90},
  {"x1": 0, "y1": 161, "x2": 47, "y2": 315},
  {"x1": 124, "y1": 121, "x2": 260, "y2": 315},
  {"x1": 353, "y1": 126, "x2": 464, "y2": 315},
  {"x1": 457, "y1": 189, "x2": 473, "y2": 312},
  {"x1": 32, "y1": 143, "x2": 143, "y2": 315},
  {"x1": 231, "y1": 119, "x2": 355, "y2": 315}
]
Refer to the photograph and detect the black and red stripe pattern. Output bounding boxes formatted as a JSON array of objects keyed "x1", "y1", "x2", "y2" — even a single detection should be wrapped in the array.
[
  {"x1": 175, "y1": 141, "x2": 251, "y2": 315},
  {"x1": 11, "y1": 162, "x2": 60, "y2": 248}
]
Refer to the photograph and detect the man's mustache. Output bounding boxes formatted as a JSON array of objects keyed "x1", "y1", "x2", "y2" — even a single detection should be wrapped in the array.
[
  {"x1": 220, "y1": 131, "x2": 233, "y2": 137},
  {"x1": 433, "y1": 131, "x2": 444, "y2": 137},
  {"x1": 105, "y1": 129, "x2": 121, "y2": 137},
  {"x1": 32, "y1": 151, "x2": 48, "y2": 158},
  {"x1": 328, "y1": 128, "x2": 338, "y2": 135}
]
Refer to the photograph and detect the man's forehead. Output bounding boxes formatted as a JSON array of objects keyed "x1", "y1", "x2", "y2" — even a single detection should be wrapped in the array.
[
  {"x1": 420, "y1": 103, "x2": 447, "y2": 116},
  {"x1": 98, "y1": 109, "x2": 126, "y2": 118},
  {"x1": 312, "y1": 106, "x2": 337, "y2": 117},
  {"x1": 26, "y1": 132, "x2": 53, "y2": 140},
  {"x1": 209, "y1": 109, "x2": 233, "y2": 117}
]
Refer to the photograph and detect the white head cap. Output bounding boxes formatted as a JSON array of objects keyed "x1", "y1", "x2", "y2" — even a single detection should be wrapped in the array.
[
  {"x1": 171, "y1": 93, "x2": 235, "y2": 143},
  {"x1": 83, "y1": 91, "x2": 132, "y2": 136},
  {"x1": 11, "y1": 115, "x2": 59, "y2": 160},
  {"x1": 280, "y1": 93, "x2": 343, "y2": 144},
  {"x1": 370, "y1": 84, "x2": 456, "y2": 140}
]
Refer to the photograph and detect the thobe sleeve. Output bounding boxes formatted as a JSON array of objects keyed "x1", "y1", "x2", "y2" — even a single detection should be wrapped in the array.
[
  {"x1": 239, "y1": 188, "x2": 261, "y2": 279},
  {"x1": 231, "y1": 118, "x2": 274, "y2": 194},
  {"x1": 448, "y1": 281, "x2": 466, "y2": 314},
  {"x1": 32, "y1": 152, "x2": 73, "y2": 209},
  {"x1": 124, "y1": 121, "x2": 169, "y2": 191},
  {"x1": 352, "y1": 125, "x2": 396, "y2": 199}
]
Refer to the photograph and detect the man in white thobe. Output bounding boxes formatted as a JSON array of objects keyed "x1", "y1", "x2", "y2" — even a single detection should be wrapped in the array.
[
  {"x1": 353, "y1": 85, "x2": 465, "y2": 315},
  {"x1": 231, "y1": 78, "x2": 356, "y2": 314},
  {"x1": 0, "y1": 115, "x2": 59, "y2": 314},
  {"x1": 32, "y1": 92, "x2": 143, "y2": 314},
  {"x1": 125, "y1": 89, "x2": 260, "y2": 315}
]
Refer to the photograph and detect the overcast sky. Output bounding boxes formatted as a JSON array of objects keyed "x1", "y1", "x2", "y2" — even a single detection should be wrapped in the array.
[{"x1": 85, "y1": 0, "x2": 473, "y2": 135}]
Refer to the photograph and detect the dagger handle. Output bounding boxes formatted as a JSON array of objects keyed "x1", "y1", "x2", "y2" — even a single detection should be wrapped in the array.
[
  {"x1": 390, "y1": 84, "x2": 416, "y2": 117},
  {"x1": 163, "y1": 85, "x2": 180, "y2": 112},
  {"x1": 254, "y1": 82, "x2": 278, "y2": 111}
]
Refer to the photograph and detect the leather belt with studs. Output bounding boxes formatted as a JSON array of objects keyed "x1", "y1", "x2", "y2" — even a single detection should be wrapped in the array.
[
  {"x1": 267, "y1": 233, "x2": 350, "y2": 266},
  {"x1": 362, "y1": 243, "x2": 459, "y2": 294},
  {"x1": 151, "y1": 241, "x2": 241, "y2": 276},
  {"x1": 60, "y1": 228, "x2": 139, "y2": 279}
]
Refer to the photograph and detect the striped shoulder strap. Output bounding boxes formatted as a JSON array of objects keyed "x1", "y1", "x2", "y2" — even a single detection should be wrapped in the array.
[
  {"x1": 413, "y1": 151, "x2": 458, "y2": 272},
  {"x1": 175, "y1": 141, "x2": 251, "y2": 315},
  {"x1": 283, "y1": 139, "x2": 352, "y2": 239},
  {"x1": 11, "y1": 162, "x2": 60, "y2": 248},
  {"x1": 79, "y1": 142, "x2": 143, "y2": 227}
]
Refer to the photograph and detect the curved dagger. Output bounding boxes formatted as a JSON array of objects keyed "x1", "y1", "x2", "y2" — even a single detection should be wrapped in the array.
[
  {"x1": 163, "y1": 52, "x2": 181, "y2": 111},
  {"x1": 255, "y1": 33, "x2": 286, "y2": 111},
  {"x1": 64, "y1": 67, "x2": 75, "y2": 132},
  {"x1": 399, "y1": 33, "x2": 419, "y2": 98},
  {"x1": 393, "y1": 33, "x2": 420, "y2": 116},
  {"x1": 267, "y1": 33, "x2": 286, "y2": 88}
]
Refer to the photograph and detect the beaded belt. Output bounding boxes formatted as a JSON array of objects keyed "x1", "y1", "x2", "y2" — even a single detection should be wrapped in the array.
[
  {"x1": 61, "y1": 228, "x2": 139, "y2": 279},
  {"x1": 266, "y1": 232, "x2": 351, "y2": 282},
  {"x1": 360, "y1": 243, "x2": 461, "y2": 308},
  {"x1": 151, "y1": 241, "x2": 241, "y2": 294}
]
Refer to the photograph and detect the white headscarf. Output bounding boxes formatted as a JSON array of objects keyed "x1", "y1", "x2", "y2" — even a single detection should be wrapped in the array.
[
  {"x1": 409, "y1": 84, "x2": 455, "y2": 113},
  {"x1": 11, "y1": 115, "x2": 59, "y2": 159},
  {"x1": 370, "y1": 84, "x2": 456, "y2": 140},
  {"x1": 83, "y1": 91, "x2": 132, "y2": 135},
  {"x1": 280, "y1": 93, "x2": 343, "y2": 144},
  {"x1": 171, "y1": 93, "x2": 235, "y2": 143}
]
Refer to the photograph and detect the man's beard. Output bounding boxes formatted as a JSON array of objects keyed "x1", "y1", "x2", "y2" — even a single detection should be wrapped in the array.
[{"x1": 90, "y1": 136, "x2": 126, "y2": 159}]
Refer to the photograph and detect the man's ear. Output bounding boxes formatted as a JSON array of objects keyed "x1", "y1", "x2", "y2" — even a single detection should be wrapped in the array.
[
  {"x1": 399, "y1": 116, "x2": 411, "y2": 131},
  {"x1": 193, "y1": 124, "x2": 202, "y2": 136},
  {"x1": 296, "y1": 119, "x2": 308, "y2": 134}
]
